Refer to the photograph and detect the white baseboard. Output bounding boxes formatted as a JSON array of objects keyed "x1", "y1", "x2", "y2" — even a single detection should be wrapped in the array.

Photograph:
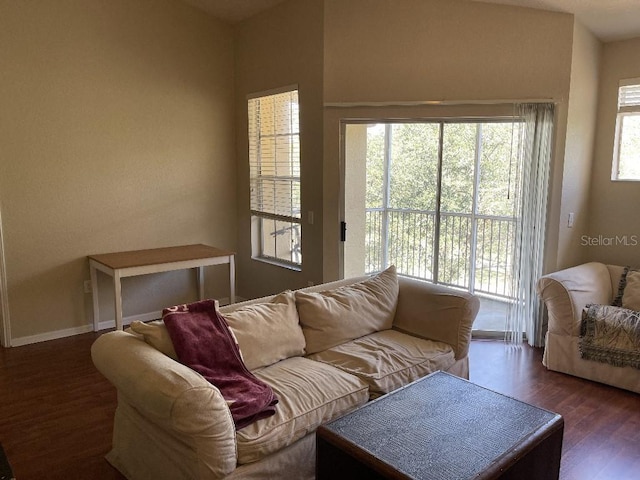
[
  {"x1": 96, "y1": 311, "x2": 161, "y2": 331},
  {"x1": 11, "y1": 324, "x2": 95, "y2": 347},
  {"x1": 10, "y1": 297, "x2": 238, "y2": 346}
]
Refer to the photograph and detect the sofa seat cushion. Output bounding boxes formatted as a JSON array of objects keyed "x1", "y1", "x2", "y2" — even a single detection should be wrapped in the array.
[
  {"x1": 235, "y1": 356, "x2": 368, "y2": 465},
  {"x1": 307, "y1": 329, "x2": 455, "y2": 398}
]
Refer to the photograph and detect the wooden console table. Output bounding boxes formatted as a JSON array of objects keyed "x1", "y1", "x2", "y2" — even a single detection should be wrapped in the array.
[{"x1": 88, "y1": 244, "x2": 235, "y2": 331}]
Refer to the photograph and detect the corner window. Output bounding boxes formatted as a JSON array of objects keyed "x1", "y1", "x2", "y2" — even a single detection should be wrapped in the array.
[
  {"x1": 248, "y1": 87, "x2": 302, "y2": 268},
  {"x1": 612, "y1": 79, "x2": 640, "y2": 181}
]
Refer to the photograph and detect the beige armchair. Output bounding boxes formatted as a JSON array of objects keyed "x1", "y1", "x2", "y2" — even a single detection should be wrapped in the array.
[{"x1": 537, "y1": 262, "x2": 640, "y2": 394}]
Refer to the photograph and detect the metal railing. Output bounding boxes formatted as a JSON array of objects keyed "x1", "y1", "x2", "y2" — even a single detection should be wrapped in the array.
[{"x1": 365, "y1": 209, "x2": 516, "y2": 299}]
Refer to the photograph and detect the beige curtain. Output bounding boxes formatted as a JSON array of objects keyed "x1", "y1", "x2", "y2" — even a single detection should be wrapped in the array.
[{"x1": 505, "y1": 103, "x2": 555, "y2": 347}]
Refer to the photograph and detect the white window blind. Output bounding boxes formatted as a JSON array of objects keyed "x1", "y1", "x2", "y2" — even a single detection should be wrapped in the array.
[
  {"x1": 613, "y1": 78, "x2": 640, "y2": 181},
  {"x1": 618, "y1": 79, "x2": 640, "y2": 112},
  {"x1": 248, "y1": 88, "x2": 302, "y2": 266}
]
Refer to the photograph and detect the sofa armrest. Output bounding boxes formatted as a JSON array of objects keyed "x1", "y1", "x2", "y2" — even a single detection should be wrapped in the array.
[
  {"x1": 91, "y1": 331, "x2": 237, "y2": 478},
  {"x1": 392, "y1": 277, "x2": 480, "y2": 360},
  {"x1": 536, "y1": 262, "x2": 613, "y2": 337}
]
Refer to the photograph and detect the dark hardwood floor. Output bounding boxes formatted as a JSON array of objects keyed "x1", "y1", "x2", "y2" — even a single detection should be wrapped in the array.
[
  {"x1": 470, "y1": 340, "x2": 640, "y2": 480},
  {"x1": 0, "y1": 333, "x2": 638, "y2": 479},
  {"x1": 0, "y1": 332, "x2": 123, "y2": 480}
]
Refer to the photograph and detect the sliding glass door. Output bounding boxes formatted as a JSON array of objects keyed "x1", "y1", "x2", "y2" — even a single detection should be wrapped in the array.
[{"x1": 343, "y1": 119, "x2": 522, "y2": 334}]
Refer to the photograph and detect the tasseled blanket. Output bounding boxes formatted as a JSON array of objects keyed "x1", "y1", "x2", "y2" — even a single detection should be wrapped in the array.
[
  {"x1": 580, "y1": 304, "x2": 640, "y2": 370},
  {"x1": 163, "y1": 300, "x2": 278, "y2": 429}
]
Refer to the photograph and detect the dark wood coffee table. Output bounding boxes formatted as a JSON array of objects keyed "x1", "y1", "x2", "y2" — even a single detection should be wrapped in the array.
[{"x1": 317, "y1": 371, "x2": 563, "y2": 480}]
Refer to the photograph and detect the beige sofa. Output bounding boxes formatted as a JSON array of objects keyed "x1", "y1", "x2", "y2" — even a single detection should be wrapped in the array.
[
  {"x1": 92, "y1": 267, "x2": 479, "y2": 480},
  {"x1": 537, "y1": 261, "x2": 640, "y2": 394}
]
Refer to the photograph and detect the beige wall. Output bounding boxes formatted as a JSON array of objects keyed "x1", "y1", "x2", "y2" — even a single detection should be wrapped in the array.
[
  {"x1": 322, "y1": 0, "x2": 575, "y2": 280},
  {"x1": 0, "y1": 0, "x2": 236, "y2": 342},
  {"x1": 557, "y1": 21, "x2": 601, "y2": 269},
  {"x1": 234, "y1": 0, "x2": 324, "y2": 299},
  {"x1": 587, "y1": 36, "x2": 640, "y2": 266},
  {"x1": 324, "y1": 0, "x2": 573, "y2": 103},
  {"x1": 1, "y1": 0, "x2": 620, "y2": 343}
]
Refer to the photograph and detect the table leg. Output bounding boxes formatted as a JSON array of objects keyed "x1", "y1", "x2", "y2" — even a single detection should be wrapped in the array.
[
  {"x1": 90, "y1": 264, "x2": 100, "y2": 331},
  {"x1": 113, "y1": 271, "x2": 123, "y2": 330},
  {"x1": 197, "y1": 266, "x2": 205, "y2": 300},
  {"x1": 229, "y1": 255, "x2": 235, "y2": 304}
]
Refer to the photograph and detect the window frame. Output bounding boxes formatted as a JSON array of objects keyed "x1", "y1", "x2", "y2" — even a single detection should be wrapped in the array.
[
  {"x1": 247, "y1": 86, "x2": 302, "y2": 269},
  {"x1": 612, "y1": 78, "x2": 640, "y2": 181}
]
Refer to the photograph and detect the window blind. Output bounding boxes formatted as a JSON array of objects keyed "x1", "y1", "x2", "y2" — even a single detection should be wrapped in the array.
[
  {"x1": 618, "y1": 79, "x2": 640, "y2": 112},
  {"x1": 248, "y1": 90, "x2": 301, "y2": 220},
  {"x1": 248, "y1": 88, "x2": 302, "y2": 266}
]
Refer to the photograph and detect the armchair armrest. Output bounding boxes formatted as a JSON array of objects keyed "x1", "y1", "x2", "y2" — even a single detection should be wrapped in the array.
[
  {"x1": 91, "y1": 331, "x2": 237, "y2": 478},
  {"x1": 393, "y1": 277, "x2": 480, "y2": 360},
  {"x1": 536, "y1": 262, "x2": 613, "y2": 337}
]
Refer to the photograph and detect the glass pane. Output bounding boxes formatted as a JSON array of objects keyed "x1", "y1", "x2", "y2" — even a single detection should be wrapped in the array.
[
  {"x1": 356, "y1": 119, "x2": 519, "y2": 334},
  {"x1": 365, "y1": 209, "x2": 384, "y2": 273},
  {"x1": 619, "y1": 84, "x2": 640, "y2": 109},
  {"x1": 249, "y1": 90, "x2": 300, "y2": 218},
  {"x1": 248, "y1": 100, "x2": 259, "y2": 160},
  {"x1": 273, "y1": 94, "x2": 291, "y2": 135},
  {"x1": 259, "y1": 96, "x2": 275, "y2": 136},
  {"x1": 366, "y1": 124, "x2": 385, "y2": 209},
  {"x1": 438, "y1": 213, "x2": 471, "y2": 288},
  {"x1": 441, "y1": 123, "x2": 476, "y2": 214},
  {"x1": 275, "y1": 135, "x2": 293, "y2": 177},
  {"x1": 290, "y1": 91, "x2": 300, "y2": 134},
  {"x1": 474, "y1": 217, "x2": 515, "y2": 297},
  {"x1": 283, "y1": 179, "x2": 301, "y2": 218},
  {"x1": 258, "y1": 137, "x2": 275, "y2": 175},
  {"x1": 477, "y1": 122, "x2": 520, "y2": 217},
  {"x1": 291, "y1": 135, "x2": 300, "y2": 177},
  {"x1": 386, "y1": 210, "x2": 435, "y2": 280},
  {"x1": 259, "y1": 178, "x2": 298, "y2": 218},
  {"x1": 618, "y1": 114, "x2": 640, "y2": 179},
  {"x1": 260, "y1": 217, "x2": 302, "y2": 264},
  {"x1": 389, "y1": 124, "x2": 439, "y2": 211},
  {"x1": 260, "y1": 217, "x2": 277, "y2": 259}
]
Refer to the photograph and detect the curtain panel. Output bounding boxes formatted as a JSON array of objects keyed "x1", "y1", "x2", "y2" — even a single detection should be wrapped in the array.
[{"x1": 505, "y1": 103, "x2": 555, "y2": 347}]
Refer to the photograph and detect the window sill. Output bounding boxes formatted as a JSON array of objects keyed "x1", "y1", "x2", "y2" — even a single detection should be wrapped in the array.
[{"x1": 252, "y1": 256, "x2": 302, "y2": 272}]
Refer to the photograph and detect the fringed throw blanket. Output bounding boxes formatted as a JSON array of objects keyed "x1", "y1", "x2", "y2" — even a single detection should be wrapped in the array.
[
  {"x1": 163, "y1": 300, "x2": 278, "y2": 429},
  {"x1": 580, "y1": 304, "x2": 640, "y2": 369}
]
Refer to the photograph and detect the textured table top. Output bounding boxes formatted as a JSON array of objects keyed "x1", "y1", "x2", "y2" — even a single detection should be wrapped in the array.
[{"x1": 319, "y1": 371, "x2": 563, "y2": 480}]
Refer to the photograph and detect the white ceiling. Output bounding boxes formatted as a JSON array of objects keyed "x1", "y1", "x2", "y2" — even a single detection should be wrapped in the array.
[{"x1": 183, "y1": 0, "x2": 640, "y2": 42}]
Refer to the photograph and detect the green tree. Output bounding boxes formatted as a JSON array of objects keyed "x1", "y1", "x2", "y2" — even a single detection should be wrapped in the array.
[{"x1": 363, "y1": 120, "x2": 520, "y2": 297}]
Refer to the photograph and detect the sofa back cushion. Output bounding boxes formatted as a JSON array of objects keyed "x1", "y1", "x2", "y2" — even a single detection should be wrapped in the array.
[
  {"x1": 613, "y1": 267, "x2": 640, "y2": 311},
  {"x1": 130, "y1": 292, "x2": 305, "y2": 371},
  {"x1": 129, "y1": 319, "x2": 178, "y2": 359},
  {"x1": 295, "y1": 266, "x2": 399, "y2": 354},
  {"x1": 222, "y1": 290, "x2": 306, "y2": 370}
]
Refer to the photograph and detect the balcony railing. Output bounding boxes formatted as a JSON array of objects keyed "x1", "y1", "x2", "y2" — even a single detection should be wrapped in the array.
[{"x1": 365, "y1": 209, "x2": 516, "y2": 299}]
